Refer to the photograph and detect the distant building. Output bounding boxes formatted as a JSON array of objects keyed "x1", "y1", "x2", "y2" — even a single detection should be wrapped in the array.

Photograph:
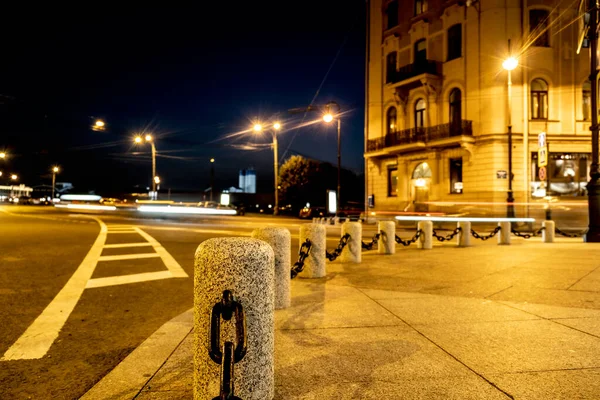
[
  {"x1": 239, "y1": 168, "x2": 256, "y2": 194},
  {"x1": 0, "y1": 184, "x2": 33, "y2": 201},
  {"x1": 366, "y1": 0, "x2": 591, "y2": 212}
]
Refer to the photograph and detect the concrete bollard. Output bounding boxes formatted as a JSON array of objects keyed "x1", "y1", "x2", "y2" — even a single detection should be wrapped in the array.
[
  {"x1": 194, "y1": 238, "x2": 274, "y2": 400},
  {"x1": 341, "y1": 221, "x2": 362, "y2": 263},
  {"x1": 378, "y1": 221, "x2": 396, "y2": 254},
  {"x1": 251, "y1": 227, "x2": 291, "y2": 309},
  {"x1": 417, "y1": 220, "x2": 433, "y2": 249},
  {"x1": 542, "y1": 220, "x2": 555, "y2": 243},
  {"x1": 498, "y1": 221, "x2": 511, "y2": 245},
  {"x1": 299, "y1": 223, "x2": 326, "y2": 278},
  {"x1": 457, "y1": 221, "x2": 471, "y2": 247}
]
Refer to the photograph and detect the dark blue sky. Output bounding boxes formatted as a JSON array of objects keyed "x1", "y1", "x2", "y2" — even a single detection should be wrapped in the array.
[{"x1": 0, "y1": 2, "x2": 366, "y2": 194}]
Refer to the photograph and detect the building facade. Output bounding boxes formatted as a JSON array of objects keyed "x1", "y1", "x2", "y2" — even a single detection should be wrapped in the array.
[{"x1": 365, "y1": 0, "x2": 593, "y2": 213}]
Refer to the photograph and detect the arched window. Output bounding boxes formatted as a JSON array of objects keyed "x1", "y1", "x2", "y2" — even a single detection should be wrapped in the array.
[
  {"x1": 411, "y1": 162, "x2": 432, "y2": 179},
  {"x1": 387, "y1": 107, "x2": 397, "y2": 136},
  {"x1": 449, "y1": 88, "x2": 461, "y2": 135},
  {"x1": 414, "y1": 99, "x2": 426, "y2": 129},
  {"x1": 531, "y1": 78, "x2": 548, "y2": 119},
  {"x1": 583, "y1": 81, "x2": 591, "y2": 121}
]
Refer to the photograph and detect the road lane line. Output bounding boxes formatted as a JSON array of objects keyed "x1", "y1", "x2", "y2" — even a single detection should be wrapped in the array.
[
  {"x1": 134, "y1": 227, "x2": 188, "y2": 278},
  {"x1": 97, "y1": 253, "x2": 160, "y2": 262},
  {"x1": 106, "y1": 230, "x2": 138, "y2": 234},
  {"x1": 103, "y1": 242, "x2": 153, "y2": 249},
  {"x1": 86, "y1": 271, "x2": 173, "y2": 289},
  {"x1": 2, "y1": 217, "x2": 107, "y2": 361}
]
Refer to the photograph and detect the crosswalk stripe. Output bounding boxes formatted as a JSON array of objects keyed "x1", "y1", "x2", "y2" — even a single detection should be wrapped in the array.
[
  {"x1": 86, "y1": 271, "x2": 173, "y2": 289},
  {"x1": 103, "y1": 242, "x2": 153, "y2": 249},
  {"x1": 98, "y1": 253, "x2": 160, "y2": 262}
]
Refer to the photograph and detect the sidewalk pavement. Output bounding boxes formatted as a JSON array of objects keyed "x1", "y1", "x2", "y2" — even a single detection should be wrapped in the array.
[{"x1": 83, "y1": 235, "x2": 600, "y2": 399}]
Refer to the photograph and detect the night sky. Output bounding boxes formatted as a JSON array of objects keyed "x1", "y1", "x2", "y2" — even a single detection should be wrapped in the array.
[{"x1": 0, "y1": 2, "x2": 366, "y2": 195}]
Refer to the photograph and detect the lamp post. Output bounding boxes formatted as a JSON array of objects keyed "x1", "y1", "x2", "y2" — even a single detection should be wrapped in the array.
[
  {"x1": 502, "y1": 48, "x2": 518, "y2": 220},
  {"x1": 253, "y1": 122, "x2": 281, "y2": 215},
  {"x1": 210, "y1": 158, "x2": 215, "y2": 202},
  {"x1": 92, "y1": 119, "x2": 106, "y2": 132},
  {"x1": 322, "y1": 102, "x2": 342, "y2": 214},
  {"x1": 51, "y1": 166, "x2": 59, "y2": 200},
  {"x1": 0, "y1": 152, "x2": 5, "y2": 159},
  {"x1": 134, "y1": 135, "x2": 158, "y2": 200}
]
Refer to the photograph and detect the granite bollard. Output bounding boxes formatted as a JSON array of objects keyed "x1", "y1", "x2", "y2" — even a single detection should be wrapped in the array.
[
  {"x1": 251, "y1": 227, "x2": 291, "y2": 309},
  {"x1": 194, "y1": 238, "x2": 274, "y2": 400},
  {"x1": 299, "y1": 223, "x2": 326, "y2": 278},
  {"x1": 457, "y1": 221, "x2": 471, "y2": 247},
  {"x1": 542, "y1": 220, "x2": 555, "y2": 243},
  {"x1": 378, "y1": 221, "x2": 395, "y2": 254},
  {"x1": 417, "y1": 220, "x2": 433, "y2": 249},
  {"x1": 498, "y1": 221, "x2": 511, "y2": 245},
  {"x1": 341, "y1": 221, "x2": 362, "y2": 263}
]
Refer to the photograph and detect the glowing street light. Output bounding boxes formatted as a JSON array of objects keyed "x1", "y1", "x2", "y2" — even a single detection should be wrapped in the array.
[
  {"x1": 145, "y1": 134, "x2": 153, "y2": 142},
  {"x1": 273, "y1": 122, "x2": 281, "y2": 130},
  {"x1": 502, "y1": 57, "x2": 518, "y2": 71},
  {"x1": 133, "y1": 135, "x2": 158, "y2": 199},
  {"x1": 323, "y1": 113, "x2": 334, "y2": 123},
  {"x1": 11, "y1": 174, "x2": 17, "y2": 181},
  {"x1": 0, "y1": 152, "x2": 5, "y2": 159},
  {"x1": 253, "y1": 123, "x2": 263, "y2": 133},
  {"x1": 154, "y1": 176, "x2": 160, "y2": 184},
  {"x1": 134, "y1": 136, "x2": 143, "y2": 144}
]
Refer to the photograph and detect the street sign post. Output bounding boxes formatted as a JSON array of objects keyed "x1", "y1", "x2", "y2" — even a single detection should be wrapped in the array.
[{"x1": 538, "y1": 132, "x2": 548, "y2": 167}]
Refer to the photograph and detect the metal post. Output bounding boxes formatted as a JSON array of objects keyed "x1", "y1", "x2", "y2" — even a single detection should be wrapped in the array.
[
  {"x1": 273, "y1": 134, "x2": 279, "y2": 216},
  {"x1": 337, "y1": 117, "x2": 341, "y2": 214},
  {"x1": 587, "y1": 0, "x2": 600, "y2": 242},
  {"x1": 506, "y1": 41, "x2": 515, "y2": 219},
  {"x1": 210, "y1": 162, "x2": 215, "y2": 202},
  {"x1": 150, "y1": 143, "x2": 157, "y2": 200},
  {"x1": 51, "y1": 172, "x2": 56, "y2": 200}
]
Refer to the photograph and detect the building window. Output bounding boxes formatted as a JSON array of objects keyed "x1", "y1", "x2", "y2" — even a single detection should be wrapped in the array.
[
  {"x1": 450, "y1": 158, "x2": 463, "y2": 194},
  {"x1": 530, "y1": 9, "x2": 550, "y2": 47},
  {"x1": 449, "y1": 88, "x2": 461, "y2": 134},
  {"x1": 387, "y1": 0, "x2": 399, "y2": 29},
  {"x1": 414, "y1": 99, "x2": 426, "y2": 129},
  {"x1": 414, "y1": 39, "x2": 427, "y2": 64},
  {"x1": 531, "y1": 153, "x2": 590, "y2": 197},
  {"x1": 415, "y1": 0, "x2": 427, "y2": 16},
  {"x1": 387, "y1": 107, "x2": 397, "y2": 136},
  {"x1": 388, "y1": 168, "x2": 398, "y2": 196},
  {"x1": 447, "y1": 24, "x2": 462, "y2": 61},
  {"x1": 386, "y1": 52, "x2": 397, "y2": 83},
  {"x1": 583, "y1": 80, "x2": 591, "y2": 121},
  {"x1": 531, "y1": 78, "x2": 548, "y2": 119}
]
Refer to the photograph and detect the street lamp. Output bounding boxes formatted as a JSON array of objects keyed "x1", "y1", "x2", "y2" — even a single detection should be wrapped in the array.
[
  {"x1": 0, "y1": 152, "x2": 5, "y2": 159},
  {"x1": 11, "y1": 174, "x2": 17, "y2": 181},
  {"x1": 322, "y1": 102, "x2": 342, "y2": 215},
  {"x1": 253, "y1": 121, "x2": 281, "y2": 215},
  {"x1": 52, "y1": 166, "x2": 60, "y2": 200},
  {"x1": 503, "y1": 46, "x2": 518, "y2": 220},
  {"x1": 134, "y1": 135, "x2": 158, "y2": 200},
  {"x1": 210, "y1": 158, "x2": 215, "y2": 201},
  {"x1": 92, "y1": 119, "x2": 106, "y2": 132}
]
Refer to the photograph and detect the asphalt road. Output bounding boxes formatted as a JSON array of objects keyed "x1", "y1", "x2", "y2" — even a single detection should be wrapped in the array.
[{"x1": 0, "y1": 206, "x2": 365, "y2": 400}]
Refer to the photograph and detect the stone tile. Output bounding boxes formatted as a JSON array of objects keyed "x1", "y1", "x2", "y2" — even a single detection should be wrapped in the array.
[
  {"x1": 414, "y1": 319, "x2": 600, "y2": 374},
  {"x1": 569, "y1": 268, "x2": 600, "y2": 292},
  {"x1": 276, "y1": 285, "x2": 403, "y2": 330},
  {"x1": 142, "y1": 334, "x2": 193, "y2": 392},
  {"x1": 489, "y1": 369, "x2": 600, "y2": 400},
  {"x1": 557, "y1": 318, "x2": 600, "y2": 337},
  {"x1": 488, "y1": 286, "x2": 600, "y2": 309},
  {"x1": 135, "y1": 390, "x2": 191, "y2": 399},
  {"x1": 377, "y1": 296, "x2": 539, "y2": 325},
  {"x1": 358, "y1": 288, "x2": 440, "y2": 300},
  {"x1": 498, "y1": 301, "x2": 600, "y2": 319}
]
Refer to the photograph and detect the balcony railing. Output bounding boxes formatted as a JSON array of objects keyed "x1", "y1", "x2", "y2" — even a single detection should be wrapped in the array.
[
  {"x1": 366, "y1": 120, "x2": 473, "y2": 152},
  {"x1": 387, "y1": 60, "x2": 441, "y2": 84}
]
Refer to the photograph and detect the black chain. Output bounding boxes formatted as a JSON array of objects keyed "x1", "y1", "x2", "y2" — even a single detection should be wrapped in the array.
[
  {"x1": 555, "y1": 227, "x2": 588, "y2": 238},
  {"x1": 209, "y1": 290, "x2": 246, "y2": 400},
  {"x1": 395, "y1": 229, "x2": 422, "y2": 246},
  {"x1": 361, "y1": 233, "x2": 381, "y2": 250},
  {"x1": 291, "y1": 239, "x2": 312, "y2": 279},
  {"x1": 432, "y1": 227, "x2": 462, "y2": 242},
  {"x1": 511, "y1": 227, "x2": 545, "y2": 239},
  {"x1": 326, "y1": 233, "x2": 351, "y2": 261},
  {"x1": 470, "y1": 226, "x2": 502, "y2": 240}
]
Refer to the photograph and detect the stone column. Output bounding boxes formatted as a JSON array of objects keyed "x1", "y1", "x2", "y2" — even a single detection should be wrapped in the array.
[
  {"x1": 378, "y1": 221, "x2": 396, "y2": 254},
  {"x1": 498, "y1": 221, "x2": 511, "y2": 245},
  {"x1": 417, "y1": 220, "x2": 433, "y2": 249},
  {"x1": 299, "y1": 223, "x2": 326, "y2": 278},
  {"x1": 251, "y1": 227, "x2": 291, "y2": 309},
  {"x1": 194, "y1": 238, "x2": 274, "y2": 400},
  {"x1": 341, "y1": 221, "x2": 362, "y2": 263},
  {"x1": 542, "y1": 220, "x2": 555, "y2": 243},
  {"x1": 457, "y1": 221, "x2": 471, "y2": 247}
]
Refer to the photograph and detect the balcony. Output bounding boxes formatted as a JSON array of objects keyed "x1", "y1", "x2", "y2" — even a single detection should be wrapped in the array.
[
  {"x1": 387, "y1": 60, "x2": 441, "y2": 86},
  {"x1": 366, "y1": 120, "x2": 473, "y2": 153}
]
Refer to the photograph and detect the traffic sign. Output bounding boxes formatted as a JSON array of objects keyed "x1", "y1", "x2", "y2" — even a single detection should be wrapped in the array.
[
  {"x1": 539, "y1": 166, "x2": 547, "y2": 181},
  {"x1": 538, "y1": 132, "x2": 546, "y2": 148},
  {"x1": 538, "y1": 147, "x2": 548, "y2": 167}
]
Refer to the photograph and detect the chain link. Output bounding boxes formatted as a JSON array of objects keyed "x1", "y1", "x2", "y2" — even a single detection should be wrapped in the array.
[
  {"x1": 209, "y1": 290, "x2": 246, "y2": 400},
  {"x1": 291, "y1": 239, "x2": 312, "y2": 279},
  {"x1": 555, "y1": 226, "x2": 588, "y2": 238},
  {"x1": 395, "y1": 229, "x2": 422, "y2": 246},
  {"x1": 326, "y1": 233, "x2": 351, "y2": 261},
  {"x1": 432, "y1": 227, "x2": 462, "y2": 242},
  {"x1": 361, "y1": 233, "x2": 381, "y2": 250},
  {"x1": 511, "y1": 226, "x2": 545, "y2": 239},
  {"x1": 470, "y1": 226, "x2": 502, "y2": 241}
]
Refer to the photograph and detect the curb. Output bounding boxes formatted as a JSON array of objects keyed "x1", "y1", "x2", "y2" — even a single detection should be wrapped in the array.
[{"x1": 81, "y1": 308, "x2": 193, "y2": 400}]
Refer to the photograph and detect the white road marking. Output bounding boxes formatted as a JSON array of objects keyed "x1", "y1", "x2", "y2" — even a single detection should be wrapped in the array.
[
  {"x1": 103, "y1": 242, "x2": 152, "y2": 249},
  {"x1": 2, "y1": 218, "x2": 108, "y2": 361},
  {"x1": 86, "y1": 271, "x2": 173, "y2": 289},
  {"x1": 97, "y1": 253, "x2": 160, "y2": 262},
  {"x1": 106, "y1": 230, "x2": 138, "y2": 234},
  {"x1": 134, "y1": 227, "x2": 188, "y2": 278}
]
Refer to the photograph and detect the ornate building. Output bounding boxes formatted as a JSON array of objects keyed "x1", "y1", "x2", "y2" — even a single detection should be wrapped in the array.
[{"x1": 365, "y1": 0, "x2": 592, "y2": 213}]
